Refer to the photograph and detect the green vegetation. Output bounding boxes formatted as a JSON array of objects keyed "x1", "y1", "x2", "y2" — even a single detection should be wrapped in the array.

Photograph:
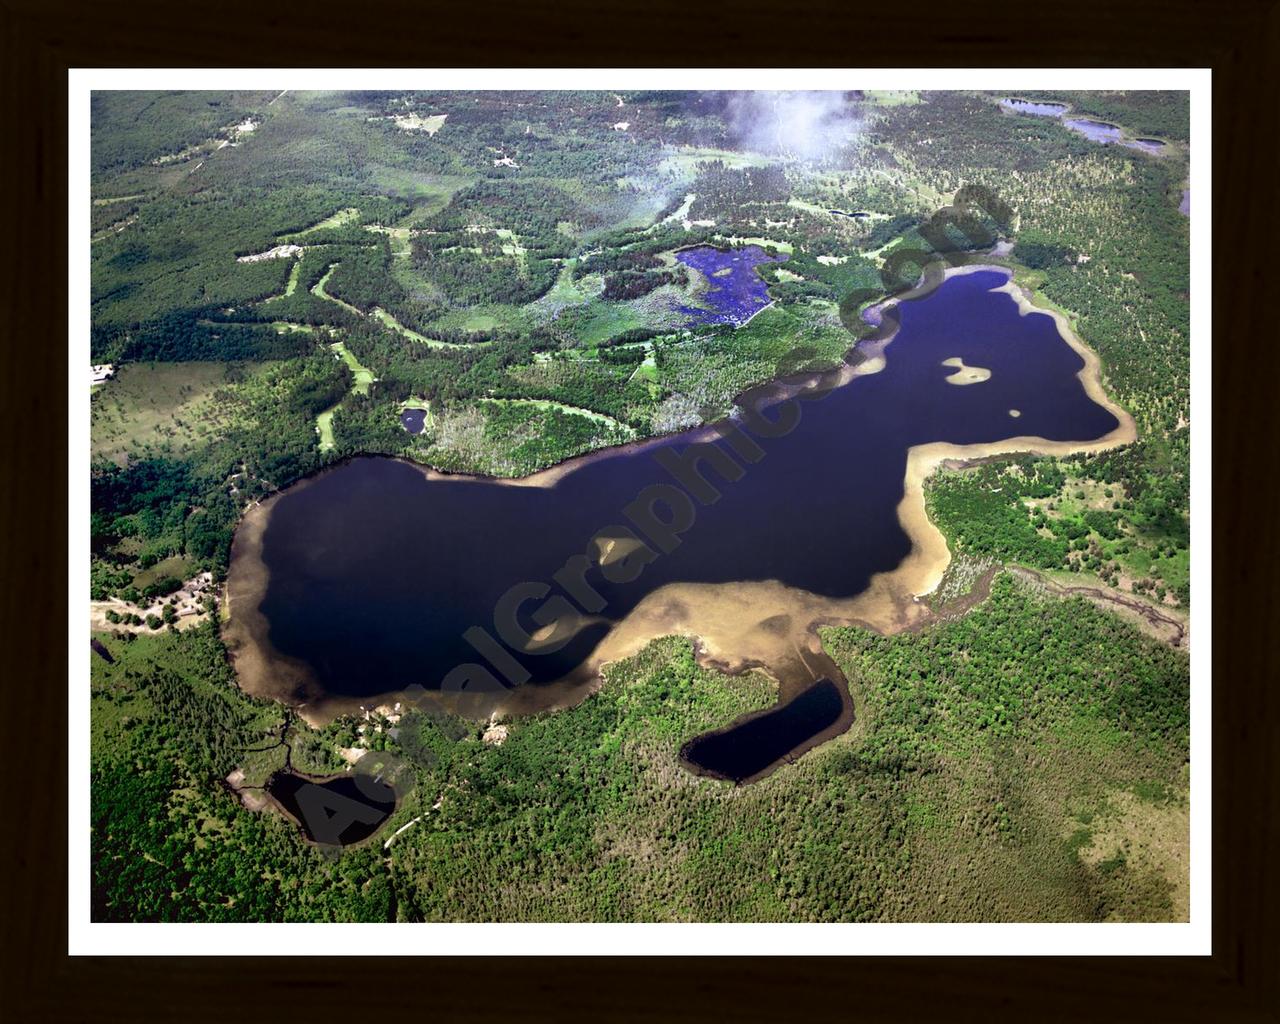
[
  {"x1": 90, "y1": 360, "x2": 276, "y2": 465},
  {"x1": 928, "y1": 453, "x2": 1190, "y2": 606},
  {"x1": 92, "y1": 578, "x2": 1187, "y2": 921},
  {"x1": 409, "y1": 398, "x2": 636, "y2": 477},
  {"x1": 91, "y1": 353, "x2": 349, "y2": 597},
  {"x1": 387, "y1": 576, "x2": 1187, "y2": 921},
  {"x1": 91, "y1": 624, "x2": 392, "y2": 922},
  {"x1": 89, "y1": 89, "x2": 1191, "y2": 923},
  {"x1": 371, "y1": 306, "x2": 475, "y2": 349},
  {"x1": 1001, "y1": 91, "x2": 1190, "y2": 141},
  {"x1": 329, "y1": 341, "x2": 374, "y2": 393}
]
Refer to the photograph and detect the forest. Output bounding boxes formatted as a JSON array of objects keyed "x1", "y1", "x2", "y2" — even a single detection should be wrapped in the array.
[{"x1": 91, "y1": 576, "x2": 1188, "y2": 922}]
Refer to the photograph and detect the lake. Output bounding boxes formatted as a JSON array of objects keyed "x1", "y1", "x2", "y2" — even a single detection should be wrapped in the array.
[
  {"x1": 683, "y1": 677, "x2": 846, "y2": 783},
  {"x1": 1002, "y1": 102, "x2": 1167, "y2": 157},
  {"x1": 228, "y1": 268, "x2": 1122, "y2": 782}
]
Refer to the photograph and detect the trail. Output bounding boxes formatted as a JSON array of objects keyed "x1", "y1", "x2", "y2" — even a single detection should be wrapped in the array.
[
  {"x1": 479, "y1": 396, "x2": 635, "y2": 436},
  {"x1": 1008, "y1": 566, "x2": 1187, "y2": 648}
]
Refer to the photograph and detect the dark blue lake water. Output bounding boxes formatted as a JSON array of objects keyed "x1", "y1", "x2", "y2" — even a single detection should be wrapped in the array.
[
  {"x1": 676, "y1": 244, "x2": 782, "y2": 325},
  {"x1": 246, "y1": 269, "x2": 1119, "y2": 779},
  {"x1": 400, "y1": 408, "x2": 426, "y2": 434},
  {"x1": 265, "y1": 770, "x2": 397, "y2": 845},
  {"x1": 682, "y1": 678, "x2": 845, "y2": 783}
]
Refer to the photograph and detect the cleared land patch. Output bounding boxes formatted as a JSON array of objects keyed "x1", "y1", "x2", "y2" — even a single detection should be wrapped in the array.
[
  {"x1": 330, "y1": 342, "x2": 374, "y2": 394},
  {"x1": 371, "y1": 307, "x2": 481, "y2": 349},
  {"x1": 90, "y1": 361, "x2": 269, "y2": 464},
  {"x1": 315, "y1": 342, "x2": 375, "y2": 452},
  {"x1": 311, "y1": 263, "x2": 363, "y2": 316},
  {"x1": 282, "y1": 207, "x2": 360, "y2": 241},
  {"x1": 479, "y1": 397, "x2": 637, "y2": 437}
]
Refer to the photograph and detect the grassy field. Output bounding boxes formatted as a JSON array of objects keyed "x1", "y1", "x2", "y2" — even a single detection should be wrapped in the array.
[
  {"x1": 280, "y1": 259, "x2": 303, "y2": 297},
  {"x1": 312, "y1": 264, "x2": 364, "y2": 316},
  {"x1": 715, "y1": 234, "x2": 795, "y2": 254},
  {"x1": 329, "y1": 342, "x2": 374, "y2": 393},
  {"x1": 480, "y1": 396, "x2": 636, "y2": 436},
  {"x1": 365, "y1": 224, "x2": 413, "y2": 260},
  {"x1": 863, "y1": 90, "x2": 923, "y2": 106},
  {"x1": 424, "y1": 305, "x2": 518, "y2": 334},
  {"x1": 315, "y1": 407, "x2": 337, "y2": 451},
  {"x1": 90, "y1": 361, "x2": 268, "y2": 463},
  {"x1": 658, "y1": 146, "x2": 776, "y2": 178},
  {"x1": 281, "y1": 206, "x2": 359, "y2": 241},
  {"x1": 572, "y1": 301, "x2": 647, "y2": 346},
  {"x1": 372, "y1": 307, "x2": 477, "y2": 349}
]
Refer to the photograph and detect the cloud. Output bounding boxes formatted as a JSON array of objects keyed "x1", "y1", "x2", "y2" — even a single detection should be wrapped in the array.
[{"x1": 725, "y1": 91, "x2": 864, "y2": 162}]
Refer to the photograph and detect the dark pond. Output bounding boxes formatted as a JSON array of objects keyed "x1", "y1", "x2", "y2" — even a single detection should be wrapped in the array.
[
  {"x1": 246, "y1": 269, "x2": 1119, "y2": 779},
  {"x1": 400, "y1": 408, "x2": 426, "y2": 434},
  {"x1": 265, "y1": 770, "x2": 397, "y2": 845},
  {"x1": 1122, "y1": 138, "x2": 1167, "y2": 156},
  {"x1": 675, "y1": 244, "x2": 783, "y2": 326},
  {"x1": 1064, "y1": 118, "x2": 1125, "y2": 144},
  {"x1": 829, "y1": 209, "x2": 870, "y2": 219},
  {"x1": 1179, "y1": 188, "x2": 1190, "y2": 216},
  {"x1": 1001, "y1": 98, "x2": 1068, "y2": 117},
  {"x1": 682, "y1": 678, "x2": 844, "y2": 783}
]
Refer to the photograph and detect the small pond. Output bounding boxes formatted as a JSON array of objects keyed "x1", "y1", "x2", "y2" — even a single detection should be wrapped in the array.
[
  {"x1": 1064, "y1": 118, "x2": 1125, "y2": 144},
  {"x1": 265, "y1": 770, "x2": 397, "y2": 845},
  {"x1": 400, "y1": 408, "x2": 427, "y2": 434},
  {"x1": 681, "y1": 679, "x2": 845, "y2": 783},
  {"x1": 1122, "y1": 138, "x2": 1168, "y2": 155},
  {"x1": 1001, "y1": 98, "x2": 1068, "y2": 117}
]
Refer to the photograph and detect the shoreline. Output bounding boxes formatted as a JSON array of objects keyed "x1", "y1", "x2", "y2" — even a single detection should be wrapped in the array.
[
  {"x1": 220, "y1": 261, "x2": 1143, "y2": 744},
  {"x1": 879, "y1": 265, "x2": 1137, "y2": 603}
]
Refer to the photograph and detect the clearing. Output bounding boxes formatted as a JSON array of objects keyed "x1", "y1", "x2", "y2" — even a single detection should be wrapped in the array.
[
  {"x1": 479, "y1": 397, "x2": 637, "y2": 437},
  {"x1": 281, "y1": 207, "x2": 360, "y2": 242},
  {"x1": 90, "y1": 361, "x2": 267, "y2": 464},
  {"x1": 371, "y1": 307, "x2": 481, "y2": 349}
]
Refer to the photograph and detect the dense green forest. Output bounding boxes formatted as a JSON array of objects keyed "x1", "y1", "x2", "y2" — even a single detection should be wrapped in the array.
[
  {"x1": 92, "y1": 576, "x2": 1188, "y2": 921},
  {"x1": 89, "y1": 89, "x2": 1192, "y2": 922}
]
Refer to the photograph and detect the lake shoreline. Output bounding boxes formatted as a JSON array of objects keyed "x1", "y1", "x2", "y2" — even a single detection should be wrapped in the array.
[{"x1": 221, "y1": 260, "x2": 1139, "y2": 791}]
